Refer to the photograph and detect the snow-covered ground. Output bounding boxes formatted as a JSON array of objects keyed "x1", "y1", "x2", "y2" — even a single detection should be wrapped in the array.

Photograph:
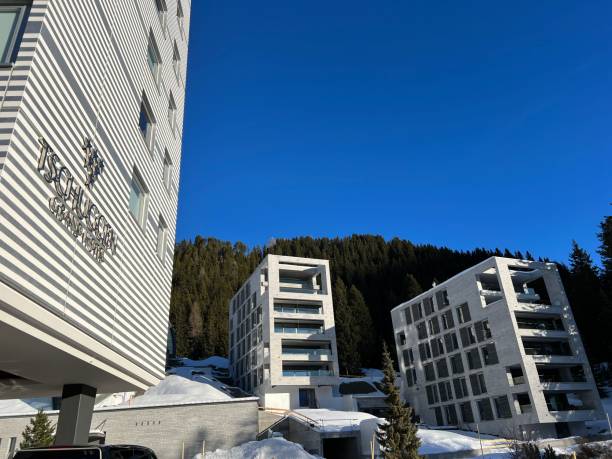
[
  {"x1": 193, "y1": 438, "x2": 321, "y2": 459},
  {"x1": 418, "y1": 428, "x2": 500, "y2": 455},
  {"x1": 293, "y1": 409, "x2": 381, "y2": 432}
]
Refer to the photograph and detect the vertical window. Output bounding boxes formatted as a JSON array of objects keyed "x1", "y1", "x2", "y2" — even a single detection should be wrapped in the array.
[
  {"x1": 444, "y1": 332, "x2": 459, "y2": 352},
  {"x1": 419, "y1": 342, "x2": 432, "y2": 361},
  {"x1": 466, "y1": 348, "x2": 482, "y2": 370},
  {"x1": 426, "y1": 384, "x2": 439, "y2": 404},
  {"x1": 450, "y1": 354, "x2": 464, "y2": 374},
  {"x1": 456, "y1": 303, "x2": 471, "y2": 324},
  {"x1": 168, "y1": 92, "x2": 177, "y2": 132},
  {"x1": 7, "y1": 437, "x2": 16, "y2": 458},
  {"x1": 481, "y1": 343, "x2": 499, "y2": 365},
  {"x1": 155, "y1": 0, "x2": 167, "y2": 31},
  {"x1": 403, "y1": 307, "x2": 412, "y2": 325},
  {"x1": 129, "y1": 168, "x2": 148, "y2": 227},
  {"x1": 436, "y1": 358, "x2": 449, "y2": 378},
  {"x1": 469, "y1": 373, "x2": 487, "y2": 396},
  {"x1": 423, "y1": 297, "x2": 435, "y2": 315},
  {"x1": 453, "y1": 377, "x2": 469, "y2": 399},
  {"x1": 424, "y1": 363, "x2": 436, "y2": 382},
  {"x1": 460, "y1": 402, "x2": 474, "y2": 423},
  {"x1": 176, "y1": 0, "x2": 184, "y2": 36},
  {"x1": 434, "y1": 406, "x2": 444, "y2": 425},
  {"x1": 416, "y1": 322, "x2": 428, "y2": 340},
  {"x1": 396, "y1": 331, "x2": 406, "y2": 346},
  {"x1": 162, "y1": 149, "x2": 173, "y2": 192},
  {"x1": 477, "y1": 398, "x2": 494, "y2": 421},
  {"x1": 139, "y1": 93, "x2": 156, "y2": 149},
  {"x1": 0, "y1": 5, "x2": 28, "y2": 65},
  {"x1": 436, "y1": 289, "x2": 450, "y2": 308},
  {"x1": 441, "y1": 310, "x2": 454, "y2": 330},
  {"x1": 444, "y1": 404, "x2": 458, "y2": 425},
  {"x1": 156, "y1": 215, "x2": 167, "y2": 260},
  {"x1": 475, "y1": 320, "x2": 492, "y2": 342},
  {"x1": 428, "y1": 316, "x2": 440, "y2": 335},
  {"x1": 494, "y1": 395, "x2": 512, "y2": 419},
  {"x1": 460, "y1": 326, "x2": 477, "y2": 347},
  {"x1": 411, "y1": 302, "x2": 423, "y2": 321},
  {"x1": 173, "y1": 41, "x2": 181, "y2": 82},
  {"x1": 147, "y1": 32, "x2": 162, "y2": 84}
]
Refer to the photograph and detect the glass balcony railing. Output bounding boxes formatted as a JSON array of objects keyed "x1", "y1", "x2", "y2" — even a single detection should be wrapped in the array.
[
  {"x1": 282, "y1": 348, "x2": 331, "y2": 357},
  {"x1": 274, "y1": 306, "x2": 321, "y2": 314},
  {"x1": 282, "y1": 369, "x2": 334, "y2": 377},
  {"x1": 275, "y1": 326, "x2": 323, "y2": 334}
]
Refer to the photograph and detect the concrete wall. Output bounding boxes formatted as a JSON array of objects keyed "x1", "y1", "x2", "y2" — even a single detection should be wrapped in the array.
[{"x1": 0, "y1": 399, "x2": 258, "y2": 459}]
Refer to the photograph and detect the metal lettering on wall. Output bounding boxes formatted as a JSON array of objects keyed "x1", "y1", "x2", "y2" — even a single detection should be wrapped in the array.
[{"x1": 37, "y1": 137, "x2": 118, "y2": 262}]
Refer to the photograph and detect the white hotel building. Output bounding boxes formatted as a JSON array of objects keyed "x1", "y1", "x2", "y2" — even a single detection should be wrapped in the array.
[
  {"x1": 0, "y1": 0, "x2": 189, "y2": 444},
  {"x1": 229, "y1": 255, "x2": 341, "y2": 411},
  {"x1": 391, "y1": 257, "x2": 604, "y2": 439}
]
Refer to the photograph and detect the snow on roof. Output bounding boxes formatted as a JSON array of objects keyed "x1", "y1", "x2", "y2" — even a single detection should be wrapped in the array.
[
  {"x1": 292, "y1": 409, "x2": 382, "y2": 433},
  {"x1": 196, "y1": 438, "x2": 320, "y2": 459},
  {"x1": 180, "y1": 356, "x2": 230, "y2": 369},
  {"x1": 0, "y1": 398, "x2": 51, "y2": 416},
  {"x1": 125, "y1": 375, "x2": 231, "y2": 407}
]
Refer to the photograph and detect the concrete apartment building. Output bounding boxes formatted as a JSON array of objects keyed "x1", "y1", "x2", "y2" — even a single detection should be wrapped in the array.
[
  {"x1": 0, "y1": 0, "x2": 189, "y2": 443},
  {"x1": 391, "y1": 257, "x2": 604, "y2": 439},
  {"x1": 229, "y1": 255, "x2": 341, "y2": 411}
]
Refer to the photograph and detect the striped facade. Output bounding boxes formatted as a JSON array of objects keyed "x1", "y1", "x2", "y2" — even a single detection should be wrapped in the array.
[{"x1": 0, "y1": 0, "x2": 190, "y2": 396}]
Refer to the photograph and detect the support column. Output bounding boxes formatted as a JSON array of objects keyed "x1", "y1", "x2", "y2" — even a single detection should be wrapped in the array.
[{"x1": 54, "y1": 384, "x2": 97, "y2": 445}]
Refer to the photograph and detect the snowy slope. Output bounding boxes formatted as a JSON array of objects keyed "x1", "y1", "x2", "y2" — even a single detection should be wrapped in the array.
[
  {"x1": 194, "y1": 438, "x2": 321, "y2": 459},
  {"x1": 126, "y1": 375, "x2": 231, "y2": 407}
]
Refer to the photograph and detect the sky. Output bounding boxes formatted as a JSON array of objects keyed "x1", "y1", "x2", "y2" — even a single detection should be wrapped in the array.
[{"x1": 178, "y1": 1, "x2": 612, "y2": 264}]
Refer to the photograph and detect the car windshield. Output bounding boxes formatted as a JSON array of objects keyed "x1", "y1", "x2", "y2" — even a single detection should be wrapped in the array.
[{"x1": 14, "y1": 449, "x2": 102, "y2": 459}]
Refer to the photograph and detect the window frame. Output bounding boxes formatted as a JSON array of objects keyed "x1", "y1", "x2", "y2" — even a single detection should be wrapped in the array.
[
  {"x1": 156, "y1": 215, "x2": 168, "y2": 261},
  {"x1": 162, "y1": 149, "x2": 173, "y2": 192},
  {"x1": 0, "y1": 3, "x2": 28, "y2": 66},
  {"x1": 168, "y1": 92, "x2": 177, "y2": 133},
  {"x1": 147, "y1": 31, "x2": 162, "y2": 85},
  {"x1": 139, "y1": 93, "x2": 156, "y2": 151},
  {"x1": 172, "y1": 41, "x2": 182, "y2": 83},
  {"x1": 128, "y1": 167, "x2": 149, "y2": 229},
  {"x1": 176, "y1": 0, "x2": 185, "y2": 38},
  {"x1": 155, "y1": 0, "x2": 168, "y2": 34}
]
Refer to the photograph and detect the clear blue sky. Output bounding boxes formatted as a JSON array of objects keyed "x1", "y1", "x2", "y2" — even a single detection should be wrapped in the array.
[{"x1": 178, "y1": 1, "x2": 612, "y2": 264}]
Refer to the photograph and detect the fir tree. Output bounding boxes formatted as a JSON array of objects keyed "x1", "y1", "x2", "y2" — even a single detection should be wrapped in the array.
[
  {"x1": 333, "y1": 279, "x2": 361, "y2": 374},
  {"x1": 598, "y1": 216, "x2": 612, "y2": 292},
  {"x1": 20, "y1": 410, "x2": 54, "y2": 449},
  {"x1": 376, "y1": 342, "x2": 420, "y2": 459},
  {"x1": 348, "y1": 285, "x2": 377, "y2": 368}
]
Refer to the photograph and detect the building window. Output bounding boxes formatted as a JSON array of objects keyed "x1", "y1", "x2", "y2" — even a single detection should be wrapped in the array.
[
  {"x1": 163, "y1": 149, "x2": 173, "y2": 191},
  {"x1": 411, "y1": 302, "x2": 423, "y2": 321},
  {"x1": 155, "y1": 0, "x2": 167, "y2": 31},
  {"x1": 436, "y1": 358, "x2": 449, "y2": 378},
  {"x1": 173, "y1": 41, "x2": 181, "y2": 82},
  {"x1": 450, "y1": 353, "x2": 464, "y2": 374},
  {"x1": 403, "y1": 307, "x2": 412, "y2": 325},
  {"x1": 475, "y1": 320, "x2": 492, "y2": 342},
  {"x1": 469, "y1": 373, "x2": 487, "y2": 396},
  {"x1": 438, "y1": 380, "x2": 453, "y2": 402},
  {"x1": 423, "y1": 297, "x2": 435, "y2": 315},
  {"x1": 406, "y1": 368, "x2": 416, "y2": 387},
  {"x1": 156, "y1": 215, "x2": 167, "y2": 260},
  {"x1": 477, "y1": 398, "x2": 494, "y2": 421},
  {"x1": 0, "y1": 4, "x2": 28, "y2": 65},
  {"x1": 466, "y1": 348, "x2": 482, "y2": 370},
  {"x1": 168, "y1": 92, "x2": 177, "y2": 132},
  {"x1": 147, "y1": 31, "x2": 162, "y2": 84},
  {"x1": 494, "y1": 395, "x2": 512, "y2": 419},
  {"x1": 436, "y1": 289, "x2": 450, "y2": 308},
  {"x1": 428, "y1": 316, "x2": 440, "y2": 335},
  {"x1": 434, "y1": 406, "x2": 444, "y2": 425},
  {"x1": 416, "y1": 322, "x2": 428, "y2": 340},
  {"x1": 426, "y1": 384, "x2": 439, "y2": 405},
  {"x1": 396, "y1": 331, "x2": 406, "y2": 346},
  {"x1": 129, "y1": 168, "x2": 148, "y2": 227},
  {"x1": 481, "y1": 343, "x2": 499, "y2": 366},
  {"x1": 459, "y1": 326, "x2": 477, "y2": 347},
  {"x1": 444, "y1": 332, "x2": 459, "y2": 352},
  {"x1": 444, "y1": 404, "x2": 458, "y2": 425},
  {"x1": 403, "y1": 348, "x2": 414, "y2": 367},
  {"x1": 460, "y1": 402, "x2": 474, "y2": 423},
  {"x1": 431, "y1": 338, "x2": 444, "y2": 358},
  {"x1": 176, "y1": 0, "x2": 184, "y2": 37},
  {"x1": 453, "y1": 377, "x2": 469, "y2": 399},
  {"x1": 456, "y1": 303, "x2": 471, "y2": 324},
  {"x1": 441, "y1": 310, "x2": 454, "y2": 330},
  {"x1": 419, "y1": 342, "x2": 432, "y2": 361},
  {"x1": 139, "y1": 93, "x2": 156, "y2": 150},
  {"x1": 424, "y1": 362, "x2": 436, "y2": 382}
]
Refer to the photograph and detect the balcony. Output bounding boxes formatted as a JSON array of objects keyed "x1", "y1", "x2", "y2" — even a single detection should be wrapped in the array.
[
  {"x1": 282, "y1": 369, "x2": 334, "y2": 377},
  {"x1": 274, "y1": 319, "x2": 325, "y2": 336},
  {"x1": 531, "y1": 354, "x2": 578, "y2": 365},
  {"x1": 513, "y1": 303, "x2": 561, "y2": 314},
  {"x1": 274, "y1": 303, "x2": 322, "y2": 316},
  {"x1": 282, "y1": 348, "x2": 332, "y2": 361},
  {"x1": 548, "y1": 409, "x2": 598, "y2": 423},
  {"x1": 540, "y1": 382, "x2": 592, "y2": 392},
  {"x1": 519, "y1": 329, "x2": 568, "y2": 339}
]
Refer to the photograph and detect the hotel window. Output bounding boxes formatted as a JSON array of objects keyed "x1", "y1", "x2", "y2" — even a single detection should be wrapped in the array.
[
  {"x1": 438, "y1": 380, "x2": 452, "y2": 402},
  {"x1": 402, "y1": 348, "x2": 414, "y2": 367},
  {"x1": 418, "y1": 342, "x2": 431, "y2": 361},
  {"x1": 403, "y1": 307, "x2": 412, "y2": 325},
  {"x1": 173, "y1": 41, "x2": 181, "y2": 82},
  {"x1": 396, "y1": 331, "x2": 406, "y2": 346},
  {"x1": 469, "y1": 372, "x2": 487, "y2": 396},
  {"x1": 477, "y1": 398, "x2": 494, "y2": 421},
  {"x1": 162, "y1": 149, "x2": 173, "y2": 192},
  {"x1": 459, "y1": 325, "x2": 477, "y2": 347},
  {"x1": 168, "y1": 92, "x2": 177, "y2": 133},
  {"x1": 481, "y1": 343, "x2": 499, "y2": 366},
  {"x1": 411, "y1": 302, "x2": 423, "y2": 321},
  {"x1": 155, "y1": 0, "x2": 167, "y2": 32},
  {"x1": 129, "y1": 168, "x2": 148, "y2": 228},
  {"x1": 424, "y1": 363, "x2": 436, "y2": 382},
  {"x1": 156, "y1": 215, "x2": 167, "y2": 260},
  {"x1": 436, "y1": 358, "x2": 449, "y2": 378},
  {"x1": 0, "y1": 4, "x2": 28, "y2": 65},
  {"x1": 139, "y1": 93, "x2": 156, "y2": 150},
  {"x1": 426, "y1": 384, "x2": 439, "y2": 405},
  {"x1": 444, "y1": 332, "x2": 459, "y2": 352},
  {"x1": 423, "y1": 297, "x2": 435, "y2": 315},
  {"x1": 444, "y1": 404, "x2": 458, "y2": 425},
  {"x1": 177, "y1": 0, "x2": 184, "y2": 37},
  {"x1": 474, "y1": 320, "x2": 492, "y2": 342},
  {"x1": 460, "y1": 402, "x2": 474, "y2": 423},
  {"x1": 450, "y1": 353, "x2": 464, "y2": 374},
  {"x1": 416, "y1": 322, "x2": 428, "y2": 340},
  {"x1": 436, "y1": 289, "x2": 450, "y2": 308},
  {"x1": 494, "y1": 395, "x2": 512, "y2": 419},
  {"x1": 453, "y1": 377, "x2": 469, "y2": 399},
  {"x1": 456, "y1": 303, "x2": 471, "y2": 324},
  {"x1": 147, "y1": 31, "x2": 162, "y2": 84},
  {"x1": 427, "y1": 316, "x2": 440, "y2": 335},
  {"x1": 441, "y1": 310, "x2": 454, "y2": 330},
  {"x1": 466, "y1": 348, "x2": 482, "y2": 370}
]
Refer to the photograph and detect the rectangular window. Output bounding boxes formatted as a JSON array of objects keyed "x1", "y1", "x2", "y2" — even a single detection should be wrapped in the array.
[
  {"x1": 397, "y1": 331, "x2": 406, "y2": 346},
  {"x1": 434, "y1": 406, "x2": 444, "y2": 425},
  {"x1": 444, "y1": 404, "x2": 458, "y2": 425},
  {"x1": 406, "y1": 368, "x2": 415, "y2": 387},
  {"x1": 155, "y1": 0, "x2": 167, "y2": 30},
  {"x1": 474, "y1": 320, "x2": 493, "y2": 342},
  {"x1": 438, "y1": 380, "x2": 453, "y2": 402},
  {"x1": 156, "y1": 215, "x2": 167, "y2": 260},
  {"x1": 139, "y1": 94, "x2": 156, "y2": 149},
  {"x1": 0, "y1": 5, "x2": 28, "y2": 64},
  {"x1": 481, "y1": 343, "x2": 499, "y2": 366},
  {"x1": 177, "y1": 0, "x2": 185, "y2": 36},
  {"x1": 466, "y1": 348, "x2": 482, "y2": 370},
  {"x1": 424, "y1": 362, "x2": 436, "y2": 382},
  {"x1": 436, "y1": 289, "x2": 450, "y2": 308},
  {"x1": 129, "y1": 168, "x2": 148, "y2": 227},
  {"x1": 402, "y1": 348, "x2": 414, "y2": 367},
  {"x1": 411, "y1": 302, "x2": 423, "y2": 321},
  {"x1": 453, "y1": 377, "x2": 469, "y2": 399},
  {"x1": 459, "y1": 326, "x2": 477, "y2": 347},
  {"x1": 441, "y1": 310, "x2": 454, "y2": 330},
  {"x1": 147, "y1": 31, "x2": 162, "y2": 84},
  {"x1": 173, "y1": 41, "x2": 181, "y2": 82},
  {"x1": 163, "y1": 150, "x2": 173, "y2": 191},
  {"x1": 423, "y1": 297, "x2": 435, "y2": 315},
  {"x1": 494, "y1": 395, "x2": 512, "y2": 419},
  {"x1": 444, "y1": 332, "x2": 459, "y2": 352},
  {"x1": 426, "y1": 384, "x2": 439, "y2": 404},
  {"x1": 460, "y1": 402, "x2": 474, "y2": 423},
  {"x1": 436, "y1": 358, "x2": 449, "y2": 378},
  {"x1": 477, "y1": 398, "x2": 494, "y2": 421},
  {"x1": 428, "y1": 316, "x2": 441, "y2": 335},
  {"x1": 168, "y1": 92, "x2": 177, "y2": 132},
  {"x1": 419, "y1": 342, "x2": 432, "y2": 361},
  {"x1": 403, "y1": 307, "x2": 412, "y2": 325},
  {"x1": 8, "y1": 437, "x2": 16, "y2": 457},
  {"x1": 431, "y1": 338, "x2": 444, "y2": 358},
  {"x1": 416, "y1": 322, "x2": 428, "y2": 340},
  {"x1": 456, "y1": 303, "x2": 471, "y2": 324},
  {"x1": 469, "y1": 373, "x2": 487, "y2": 396},
  {"x1": 450, "y1": 353, "x2": 464, "y2": 374}
]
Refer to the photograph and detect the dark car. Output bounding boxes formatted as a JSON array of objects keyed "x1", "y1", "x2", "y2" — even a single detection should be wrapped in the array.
[{"x1": 13, "y1": 445, "x2": 158, "y2": 459}]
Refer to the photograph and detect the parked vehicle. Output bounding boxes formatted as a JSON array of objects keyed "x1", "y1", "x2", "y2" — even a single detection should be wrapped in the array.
[{"x1": 13, "y1": 445, "x2": 157, "y2": 459}]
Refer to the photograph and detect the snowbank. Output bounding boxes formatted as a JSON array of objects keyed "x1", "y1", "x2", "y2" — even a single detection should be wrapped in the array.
[
  {"x1": 124, "y1": 375, "x2": 231, "y2": 407},
  {"x1": 193, "y1": 438, "x2": 320, "y2": 459},
  {"x1": 418, "y1": 428, "x2": 498, "y2": 455},
  {"x1": 293, "y1": 409, "x2": 382, "y2": 432}
]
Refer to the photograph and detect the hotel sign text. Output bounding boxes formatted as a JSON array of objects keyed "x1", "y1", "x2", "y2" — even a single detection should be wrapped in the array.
[{"x1": 37, "y1": 138, "x2": 118, "y2": 262}]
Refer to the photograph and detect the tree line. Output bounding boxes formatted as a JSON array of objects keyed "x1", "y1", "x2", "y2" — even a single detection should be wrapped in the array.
[{"x1": 170, "y1": 216, "x2": 612, "y2": 374}]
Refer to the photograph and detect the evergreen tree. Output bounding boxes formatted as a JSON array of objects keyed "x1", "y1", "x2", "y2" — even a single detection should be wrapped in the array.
[
  {"x1": 376, "y1": 343, "x2": 420, "y2": 459},
  {"x1": 401, "y1": 274, "x2": 422, "y2": 301},
  {"x1": 567, "y1": 241, "x2": 611, "y2": 363},
  {"x1": 348, "y1": 285, "x2": 377, "y2": 368},
  {"x1": 20, "y1": 410, "x2": 54, "y2": 449},
  {"x1": 333, "y1": 279, "x2": 361, "y2": 374},
  {"x1": 598, "y1": 216, "x2": 612, "y2": 292}
]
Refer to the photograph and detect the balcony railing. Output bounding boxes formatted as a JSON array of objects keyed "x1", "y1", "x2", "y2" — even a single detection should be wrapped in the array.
[
  {"x1": 282, "y1": 370, "x2": 334, "y2": 377},
  {"x1": 274, "y1": 306, "x2": 321, "y2": 314},
  {"x1": 282, "y1": 348, "x2": 331, "y2": 357},
  {"x1": 274, "y1": 326, "x2": 323, "y2": 334}
]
